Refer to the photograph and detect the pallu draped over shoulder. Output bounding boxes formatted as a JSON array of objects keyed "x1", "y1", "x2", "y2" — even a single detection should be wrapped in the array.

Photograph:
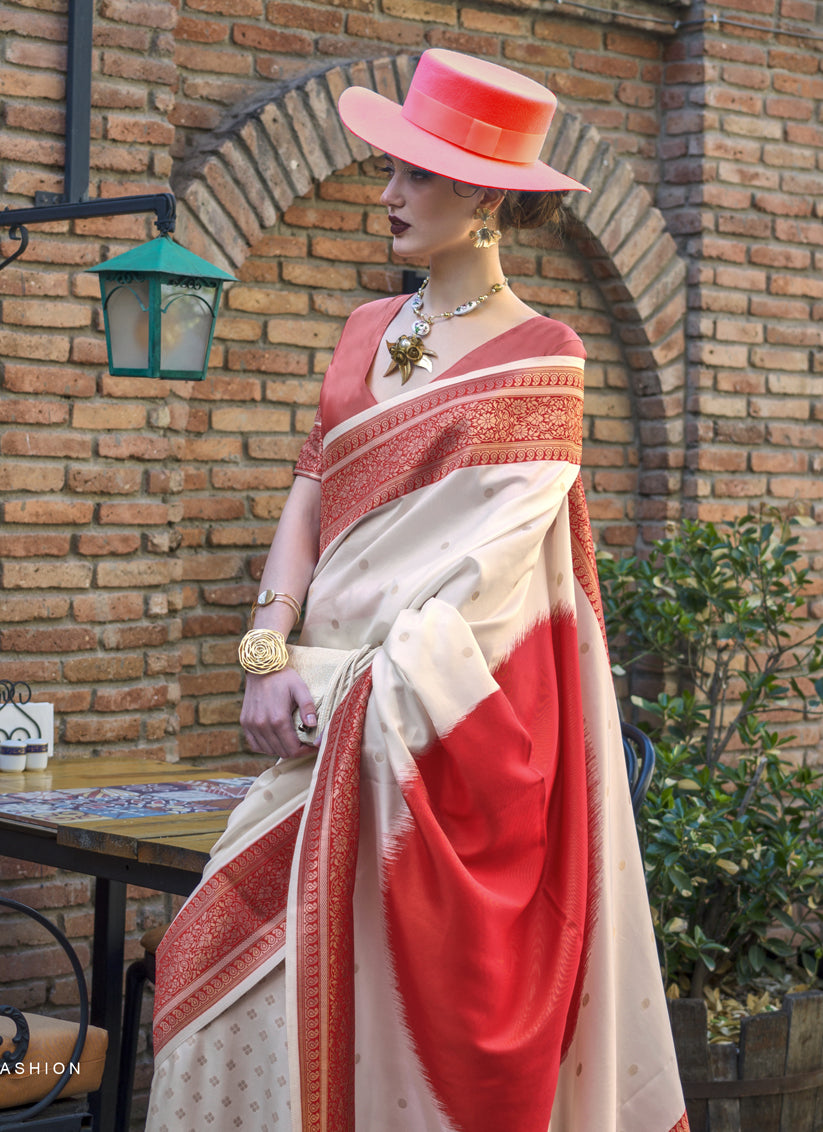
[{"x1": 148, "y1": 298, "x2": 688, "y2": 1132}]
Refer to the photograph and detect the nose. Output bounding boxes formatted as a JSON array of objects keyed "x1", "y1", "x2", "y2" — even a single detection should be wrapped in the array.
[{"x1": 380, "y1": 170, "x2": 403, "y2": 208}]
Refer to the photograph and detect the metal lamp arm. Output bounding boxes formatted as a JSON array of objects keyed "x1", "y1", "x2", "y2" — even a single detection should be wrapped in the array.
[{"x1": 0, "y1": 192, "x2": 176, "y2": 274}]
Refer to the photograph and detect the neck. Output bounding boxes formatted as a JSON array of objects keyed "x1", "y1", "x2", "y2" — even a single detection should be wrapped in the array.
[{"x1": 421, "y1": 247, "x2": 505, "y2": 313}]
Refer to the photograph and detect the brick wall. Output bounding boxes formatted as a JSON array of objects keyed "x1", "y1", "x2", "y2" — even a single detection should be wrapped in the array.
[
  {"x1": 0, "y1": 0, "x2": 705, "y2": 771},
  {"x1": 675, "y1": 1, "x2": 823, "y2": 759},
  {"x1": 0, "y1": 2, "x2": 821, "y2": 1120}
]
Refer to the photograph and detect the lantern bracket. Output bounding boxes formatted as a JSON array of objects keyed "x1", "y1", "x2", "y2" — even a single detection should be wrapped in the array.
[
  {"x1": 0, "y1": 193, "x2": 177, "y2": 275},
  {"x1": 0, "y1": 225, "x2": 29, "y2": 274}
]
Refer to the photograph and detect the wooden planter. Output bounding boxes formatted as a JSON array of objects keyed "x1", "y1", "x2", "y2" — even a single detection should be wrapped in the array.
[{"x1": 669, "y1": 993, "x2": 823, "y2": 1132}]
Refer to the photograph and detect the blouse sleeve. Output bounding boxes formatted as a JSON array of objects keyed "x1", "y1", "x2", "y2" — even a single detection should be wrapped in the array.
[{"x1": 294, "y1": 407, "x2": 323, "y2": 481}]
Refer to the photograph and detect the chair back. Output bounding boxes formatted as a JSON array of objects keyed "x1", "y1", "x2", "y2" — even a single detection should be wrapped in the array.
[
  {"x1": 0, "y1": 897, "x2": 99, "y2": 1129},
  {"x1": 621, "y1": 721, "x2": 656, "y2": 817}
]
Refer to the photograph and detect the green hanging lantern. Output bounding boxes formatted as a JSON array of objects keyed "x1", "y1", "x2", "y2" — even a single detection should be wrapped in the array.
[{"x1": 87, "y1": 235, "x2": 236, "y2": 381}]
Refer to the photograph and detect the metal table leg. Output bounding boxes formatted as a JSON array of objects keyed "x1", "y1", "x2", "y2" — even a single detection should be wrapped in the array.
[{"x1": 87, "y1": 877, "x2": 126, "y2": 1132}]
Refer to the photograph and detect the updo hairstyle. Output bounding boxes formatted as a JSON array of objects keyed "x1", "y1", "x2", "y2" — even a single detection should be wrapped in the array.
[{"x1": 497, "y1": 189, "x2": 566, "y2": 231}]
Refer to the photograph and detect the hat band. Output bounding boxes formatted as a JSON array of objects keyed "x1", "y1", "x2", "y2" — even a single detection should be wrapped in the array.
[{"x1": 401, "y1": 88, "x2": 545, "y2": 166}]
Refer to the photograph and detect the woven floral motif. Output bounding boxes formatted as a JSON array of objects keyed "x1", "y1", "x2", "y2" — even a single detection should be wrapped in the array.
[
  {"x1": 567, "y1": 474, "x2": 609, "y2": 653},
  {"x1": 320, "y1": 363, "x2": 585, "y2": 553},
  {"x1": 153, "y1": 812, "x2": 301, "y2": 1054},
  {"x1": 294, "y1": 674, "x2": 371, "y2": 1130}
]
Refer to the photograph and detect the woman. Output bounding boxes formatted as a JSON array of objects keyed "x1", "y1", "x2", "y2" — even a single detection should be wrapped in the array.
[{"x1": 148, "y1": 50, "x2": 688, "y2": 1132}]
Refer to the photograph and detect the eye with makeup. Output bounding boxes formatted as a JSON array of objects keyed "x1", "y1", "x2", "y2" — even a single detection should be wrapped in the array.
[{"x1": 376, "y1": 159, "x2": 434, "y2": 182}]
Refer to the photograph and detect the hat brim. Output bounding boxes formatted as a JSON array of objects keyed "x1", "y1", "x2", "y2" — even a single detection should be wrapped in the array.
[{"x1": 338, "y1": 86, "x2": 589, "y2": 193}]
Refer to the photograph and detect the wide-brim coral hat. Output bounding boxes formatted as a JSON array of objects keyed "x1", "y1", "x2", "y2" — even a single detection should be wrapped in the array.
[{"x1": 338, "y1": 49, "x2": 589, "y2": 194}]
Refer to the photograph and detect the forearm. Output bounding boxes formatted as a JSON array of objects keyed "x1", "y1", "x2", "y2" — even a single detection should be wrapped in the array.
[
  {"x1": 239, "y1": 476, "x2": 321, "y2": 758},
  {"x1": 251, "y1": 474, "x2": 321, "y2": 636}
]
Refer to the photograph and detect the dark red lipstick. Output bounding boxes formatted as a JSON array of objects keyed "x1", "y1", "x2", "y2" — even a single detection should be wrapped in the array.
[{"x1": 389, "y1": 217, "x2": 410, "y2": 236}]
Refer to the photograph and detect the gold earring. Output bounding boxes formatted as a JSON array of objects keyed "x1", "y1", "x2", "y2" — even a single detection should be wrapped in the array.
[{"x1": 470, "y1": 208, "x2": 501, "y2": 249}]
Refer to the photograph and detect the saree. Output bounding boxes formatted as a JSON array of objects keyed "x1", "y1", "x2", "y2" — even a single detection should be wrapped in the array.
[{"x1": 147, "y1": 305, "x2": 687, "y2": 1132}]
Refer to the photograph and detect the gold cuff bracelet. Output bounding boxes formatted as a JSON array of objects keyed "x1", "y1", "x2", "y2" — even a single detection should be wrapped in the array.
[{"x1": 238, "y1": 629, "x2": 289, "y2": 675}]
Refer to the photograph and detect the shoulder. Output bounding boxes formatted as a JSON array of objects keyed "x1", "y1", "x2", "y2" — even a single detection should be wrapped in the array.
[
  {"x1": 524, "y1": 314, "x2": 586, "y2": 361},
  {"x1": 341, "y1": 294, "x2": 407, "y2": 336}
]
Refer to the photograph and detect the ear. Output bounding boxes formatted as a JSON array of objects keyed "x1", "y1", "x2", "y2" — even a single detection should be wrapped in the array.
[{"x1": 478, "y1": 188, "x2": 506, "y2": 213}]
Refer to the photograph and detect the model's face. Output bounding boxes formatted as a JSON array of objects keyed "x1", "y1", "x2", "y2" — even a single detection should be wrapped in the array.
[{"x1": 377, "y1": 157, "x2": 482, "y2": 259}]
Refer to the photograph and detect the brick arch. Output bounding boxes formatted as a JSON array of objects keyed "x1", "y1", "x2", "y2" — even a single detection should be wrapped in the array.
[{"x1": 172, "y1": 55, "x2": 686, "y2": 529}]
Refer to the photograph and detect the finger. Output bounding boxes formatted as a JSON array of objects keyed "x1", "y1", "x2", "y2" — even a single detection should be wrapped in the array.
[
  {"x1": 242, "y1": 713, "x2": 290, "y2": 761},
  {"x1": 279, "y1": 743, "x2": 318, "y2": 760},
  {"x1": 271, "y1": 716, "x2": 311, "y2": 760},
  {"x1": 294, "y1": 693, "x2": 318, "y2": 732},
  {"x1": 243, "y1": 724, "x2": 281, "y2": 760}
]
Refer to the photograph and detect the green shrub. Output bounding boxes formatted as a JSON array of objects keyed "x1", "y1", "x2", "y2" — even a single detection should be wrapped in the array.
[{"x1": 598, "y1": 512, "x2": 823, "y2": 999}]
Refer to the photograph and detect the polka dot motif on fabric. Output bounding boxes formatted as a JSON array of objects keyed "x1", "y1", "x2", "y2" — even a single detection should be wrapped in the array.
[
  {"x1": 629, "y1": 1064, "x2": 639, "y2": 1077},
  {"x1": 557, "y1": 572, "x2": 564, "y2": 586},
  {"x1": 462, "y1": 647, "x2": 473, "y2": 657},
  {"x1": 358, "y1": 559, "x2": 369, "y2": 570},
  {"x1": 619, "y1": 860, "x2": 626, "y2": 871},
  {"x1": 582, "y1": 992, "x2": 590, "y2": 1006},
  {"x1": 399, "y1": 631, "x2": 410, "y2": 641},
  {"x1": 398, "y1": 1099, "x2": 408, "y2": 1109},
  {"x1": 642, "y1": 997, "x2": 651, "y2": 1010},
  {"x1": 484, "y1": 487, "x2": 494, "y2": 498},
  {"x1": 331, "y1": 618, "x2": 340, "y2": 630},
  {"x1": 580, "y1": 642, "x2": 589, "y2": 654},
  {"x1": 576, "y1": 1063, "x2": 583, "y2": 1077},
  {"x1": 471, "y1": 591, "x2": 480, "y2": 601},
  {"x1": 441, "y1": 541, "x2": 450, "y2": 550}
]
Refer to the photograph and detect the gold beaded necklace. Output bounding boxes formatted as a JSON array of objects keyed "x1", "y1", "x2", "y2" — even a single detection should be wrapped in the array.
[{"x1": 385, "y1": 277, "x2": 508, "y2": 384}]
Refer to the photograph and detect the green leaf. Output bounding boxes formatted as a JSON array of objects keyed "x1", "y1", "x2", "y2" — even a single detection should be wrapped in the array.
[
  {"x1": 749, "y1": 943, "x2": 767, "y2": 972},
  {"x1": 716, "y1": 859, "x2": 740, "y2": 875},
  {"x1": 664, "y1": 917, "x2": 689, "y2": 934},
  {"x1": 667, "y1": 865, "x2": 694, "y2": 896}
]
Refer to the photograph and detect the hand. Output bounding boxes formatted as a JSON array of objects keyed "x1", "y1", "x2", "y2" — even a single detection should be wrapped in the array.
[{"x1": 240, "y1": 667, "x2": 318, "y2": 761}]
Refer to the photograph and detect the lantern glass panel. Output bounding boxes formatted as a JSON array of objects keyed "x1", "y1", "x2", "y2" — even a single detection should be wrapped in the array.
[
  {"x1": 160, "y1": 282, "x2": 217, "y2": 372},
  {"x1": 104, "y1": 278, "x2": 150, "y2": 370}
]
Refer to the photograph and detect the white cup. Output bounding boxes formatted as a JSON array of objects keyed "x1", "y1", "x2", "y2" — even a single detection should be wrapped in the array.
[
  {"x1": 25, "y1": 741, "x2": 49, "y2": 771},
  {"x1": 0, "y1": 739, "x2": 28, "y2": 772}
]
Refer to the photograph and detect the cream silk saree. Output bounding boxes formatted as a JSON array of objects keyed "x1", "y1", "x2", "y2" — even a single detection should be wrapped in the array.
[{"x1": 147, "y1": 324, "x2": 687, "y2": 1132}]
